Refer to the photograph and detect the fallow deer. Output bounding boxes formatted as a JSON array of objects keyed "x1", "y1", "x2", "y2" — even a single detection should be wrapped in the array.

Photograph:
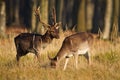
[
  {"x1": 14, "y1": 7, "x2": 61, "y2": 65},
  {"x1": 48, "y1": 32, "x2": 94, "y2": 70}
]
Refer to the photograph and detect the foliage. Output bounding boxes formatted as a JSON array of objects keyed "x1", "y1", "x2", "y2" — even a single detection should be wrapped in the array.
[{"x1": 95, "y1": 51, "x2": 120, "y2": 64}]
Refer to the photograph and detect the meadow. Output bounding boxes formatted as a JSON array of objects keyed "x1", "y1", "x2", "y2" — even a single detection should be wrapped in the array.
[{"x1": 0, "y1": 31, "x2": 120, "y2": 80}]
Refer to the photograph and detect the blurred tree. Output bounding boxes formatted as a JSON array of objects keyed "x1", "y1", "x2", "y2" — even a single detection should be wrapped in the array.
[
  {"x1": 3, "y1": 0, "x2": 120, "y2": 35},
  {"x1": 103, "y1": 0, "x2": 112, "y2": 39},
  {"x1": 77, "y1": 0, "x2": 86, "y2": 32},
  {"x1": 5, "y1": 0, "x2": 20, "y2": 26},
  {"x1": 13, "y1": 0, "x2": 19, "y2": 25},
  {"x1": 5, "y1": 0, "x2": 13, "y2": 26},
  {"x1": 72, "y1": 0, "x2": 80, "y2": 30},
  {"x1": 0, "y1": 1, "x2": 6, "y2": 37},
  {"x1": 119, "y1": 3, "x2": 120, "y2": 32},
  {"x1": 31, "y1": 0, "x2": 36, "y2": 32},
  {"x1": 31, "y1": 0, "x2": 37, "y2": 32},
  {"x1": 86, "y1": 0, "x2": 94, "y2": 31},
  {"x1": 48, "y1": 0, "x2": 55, "y2": 25},
  {"x1": 92, "y1": 0, "x2": 106, "y2": 33},
  {"x1": 62, "y1": 0, "x2": 74, "y2": 29},
  {"x1": 36, "y1": 0, "x2": 48, "y2": 34},
  {"x1": 18, "y1": 0, "x2": 33, "y2": 30},
  {"x1": 110, "y1": 0, "x2": 119, "y2": 41},
  {"x1": 56, "y1": 0, "x2": 63, "y2": 22}
]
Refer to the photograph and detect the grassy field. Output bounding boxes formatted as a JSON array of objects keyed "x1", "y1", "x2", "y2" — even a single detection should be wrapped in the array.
[{"x1": 0, "y1": 32, "x2": 120, "y2": 80}]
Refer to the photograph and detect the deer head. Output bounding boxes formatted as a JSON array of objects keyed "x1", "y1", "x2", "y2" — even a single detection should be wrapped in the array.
[
  {"x1": 35, "y1": 7, "x2": 61, "y2": 39},
  {"x1": 48, "y1": 55, "x2": 59, "y2": 68}
]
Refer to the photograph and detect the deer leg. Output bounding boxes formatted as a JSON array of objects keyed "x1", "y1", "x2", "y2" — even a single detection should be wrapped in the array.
[
  {"x1": 63, "y1": 58, "x2": 69, "y2": 70},
  {"x1": 16, "y1": 54, "x2": 20, "y2": 65},
  {"x1": 35, "y1": 53, "x2": 40, "y2": 63},
  {"x1": 85, "y1": 51, "x2": 91, "y2": 65},
  {"x1": 34, "y1": 49, "x2": 41, "y2": 63},
  {"x1": 88, "y1": 51, "x2": 91, "y2": 65},
  {"x1": 74, "y1": 54, "x2": 78, "y2": 69},
  {"x1": 33, "y1": 48, "x2": 41, "y2": 63}
]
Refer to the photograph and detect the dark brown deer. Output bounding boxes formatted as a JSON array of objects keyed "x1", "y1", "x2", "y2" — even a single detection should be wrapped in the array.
[
  {"x1": 48, "y1": 32, "x2": 94, "y2": 70},
  {"x1": 14, "y1": 7, "x2": 61, "y2": 65}
]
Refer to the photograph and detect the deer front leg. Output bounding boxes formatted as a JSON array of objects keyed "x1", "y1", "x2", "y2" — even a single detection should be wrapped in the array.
[
  {"x1": 88, "y1": 51, "x2": 91, "y2": 65},
  {"x1": 34, "y1": 48, "x2": 41, "y2": 64},
  {"x1": 16, "y1": 54, "x2": 20, "y2": 66},
  {"x1": 35, "y1": 52, "x2": 40, "y2": 63},
  {"x1": 74, "y1": 54, "x2": 78, "y2": 69},
  {"x1": 63, "y1": 58, "x2": 69, "y2": 70},
  {"x1": 33, "y1": 47, "x2": 40, "y2": 63}
]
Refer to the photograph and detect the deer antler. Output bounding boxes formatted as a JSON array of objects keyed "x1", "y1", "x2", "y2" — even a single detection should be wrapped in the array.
[
  {"x1": 35, "y1": 7, "x2": 50, "y2": 27},
  {"x1": 52, "y1": 7, "x2": 56, "y2": 24},
  {"x1": 50, "y1": 7, "x2": 56, "y2": 26}
]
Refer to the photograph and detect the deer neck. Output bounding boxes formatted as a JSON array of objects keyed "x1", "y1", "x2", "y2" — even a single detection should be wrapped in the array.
[
  {"x1": 54, "y1": 47, "x2": 69, "y2": 62},
  {"x1": 42, "y1": 32, "x2": 52, "y2": 43}
]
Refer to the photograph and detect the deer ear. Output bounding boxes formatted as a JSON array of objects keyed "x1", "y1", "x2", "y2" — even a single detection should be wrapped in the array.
[
  {"x1": 72, "y1": 24, "x2": 77, "y2": 31},
  {"x1": 65, "y1": 24, "x2": 68, "y2": 30}
]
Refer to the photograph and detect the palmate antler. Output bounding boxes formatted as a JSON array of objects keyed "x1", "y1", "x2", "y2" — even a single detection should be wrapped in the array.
[
  {"x1": 52, "y1": 7, "x2": 56, "y2": 25},
  {"x1": 35, "y1": 7, "x2": 61, "y2": 30},
  {"x1": 34, "y1": 7, "x2": 51, "y2": 27}
]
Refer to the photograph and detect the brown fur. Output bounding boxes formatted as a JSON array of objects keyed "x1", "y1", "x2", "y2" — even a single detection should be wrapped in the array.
[{"x1": 49, "y1": 32, "x2": 94, "y2": 70}]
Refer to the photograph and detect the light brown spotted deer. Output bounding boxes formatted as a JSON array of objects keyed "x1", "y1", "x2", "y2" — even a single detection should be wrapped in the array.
[
  {"x1": 48, "y1": 32, "x2": 94, "y2": 70},
  {"x1": 14, "y1": 7, "x2": 61, "y2": 65}
]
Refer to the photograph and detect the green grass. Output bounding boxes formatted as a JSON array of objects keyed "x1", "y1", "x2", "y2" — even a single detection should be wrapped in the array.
[{"x1": 0, "y1": 34, "x2": 120, "y2": 80}]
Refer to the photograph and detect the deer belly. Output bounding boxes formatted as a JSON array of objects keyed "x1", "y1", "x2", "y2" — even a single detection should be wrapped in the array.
[
  {"x1": 77, "y1": 41, "x2": 89, "y2": 54},
  {"x1": 77, "y1": 48, "x2": 89, "y2": 55},
  {"x1": 65, "y1": 48, "x2": 89, "y2": 58}
]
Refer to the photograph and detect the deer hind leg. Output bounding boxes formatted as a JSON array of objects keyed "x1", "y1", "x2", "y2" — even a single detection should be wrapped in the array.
[
  {"x1": 34, "y1": 49, "x2": 41, "y2": 63},
  {"x1": 16, "y1": 55, "x2": 20, "y2": 65},
  {"x1": 63, "y1": 58, "x2": 69, "y2": 70},
  {"x1": 84, "y1": 51, "x2": 91, "y2": 65}
]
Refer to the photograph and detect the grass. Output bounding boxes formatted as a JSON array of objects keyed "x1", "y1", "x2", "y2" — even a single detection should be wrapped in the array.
[{"x1": 0, "y1": 33, "x2": 120, "y2": 80}]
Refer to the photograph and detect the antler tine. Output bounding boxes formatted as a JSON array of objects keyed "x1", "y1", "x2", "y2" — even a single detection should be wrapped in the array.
[
  {"x1": 52, "y1": 7, "x2": 56, "y2": 24},
  {"x1": 35, "y1": 7, "x2": 50, "y2": 27}
]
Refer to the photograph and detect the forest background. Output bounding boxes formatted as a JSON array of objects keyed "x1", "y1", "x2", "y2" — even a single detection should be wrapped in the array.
[{"x1": 0, "y1": 0, "x2": 120, "y2": 39}]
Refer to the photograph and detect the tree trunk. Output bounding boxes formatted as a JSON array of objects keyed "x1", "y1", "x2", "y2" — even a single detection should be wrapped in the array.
[
  {"x1": 86, "y1": 0, "x2": 94, "y2": 31},
  {"x1": 36, "y1": 0, "x2": 48, "y2": 34},
  {"x1": 31, "y1": 0, "x2": 37, "y2": 32},
  {"x1": 110, "y1": 0, "x2": 119, "y2": 41},
  {"x1": 48, "y1": 0, "x2": 55, "y2": 25},
  {"x1": 0, "y1": 1, "x2": 6, "y2": 37},
  {"x1": 5, "y1": 0, "x2": 14, "y2": 26},
  {"x1": 62, "y1": 0, "x2": 74, "y2": 29},
  {"x1": 77, "y1": 0, "x2": 86, "y2": 32},
  {"x1": 56, "y1": 0, "x2": 63, "y2": 22},
  {"x1": 103, "y1": 0, "x2": 112, "y2": 39},
  {"x1": 13, "y1": 0, "x2": 20, "y2": 25}
]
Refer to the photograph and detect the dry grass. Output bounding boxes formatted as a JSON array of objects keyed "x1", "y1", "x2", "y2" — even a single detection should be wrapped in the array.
[{"x1": 0, "y1": 32, "x2": 120, "y2": 80}]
